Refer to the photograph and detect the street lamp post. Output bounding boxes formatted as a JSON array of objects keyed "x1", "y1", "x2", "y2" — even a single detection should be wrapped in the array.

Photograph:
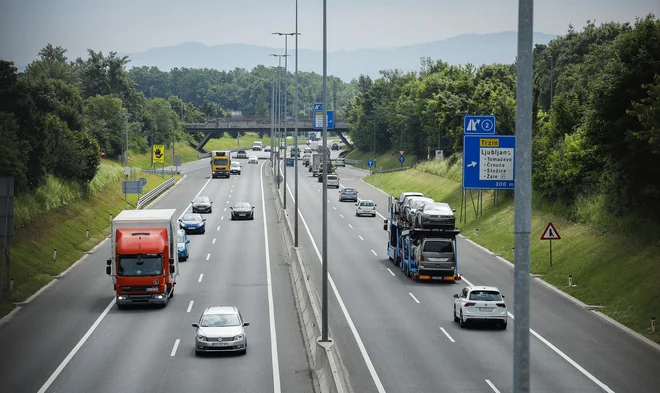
[
  {"x1": 321, "y1": 0, "x2": 329, "y2": 343},
  {"x1": 294, "y1": 0, "x2": 301, "y2": 247},
  {"x1": 273, "y1": 32, "x2": 297, "y2": 210},
  {"x1": 270, "y1": 54, "x2": 287, "y2": 187}
]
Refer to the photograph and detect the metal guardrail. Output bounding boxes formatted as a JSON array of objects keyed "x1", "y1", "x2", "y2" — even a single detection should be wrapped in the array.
[
  {"x1": 344, "y1": 159, "x2": 360, "y2": 165},
  {"x1": 136, "y1": 177, "x2": 176, "y2": 210},
  {"x1": 372, "y1": 166, "x2": 412, "y2": 174}
]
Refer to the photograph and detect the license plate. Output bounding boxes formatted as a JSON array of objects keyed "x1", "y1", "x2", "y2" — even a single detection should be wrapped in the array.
[
  {"x1": 479, "y1": 307, "x2": 493, "y2": 312},
  {"x1": 418, "y1": 275, "x2": 431, "y2": 280},
  {"x1": 213, "y1": 342, "x2": 229, "y2": 347}
]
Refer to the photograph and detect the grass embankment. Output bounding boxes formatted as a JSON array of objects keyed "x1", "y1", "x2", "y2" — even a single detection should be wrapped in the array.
[
  {"x1": 0, "y1": 160, "x2": 182, "y2": 318},
  {"x1": 366, "y1": 158, "x2": 660, "y2": 343},
  {"x1": 128, "y1": 133, "x2": 273, "y2": 169},
  {"x1": 345, "y1": 149, "x2": 420, "y2": 170}
]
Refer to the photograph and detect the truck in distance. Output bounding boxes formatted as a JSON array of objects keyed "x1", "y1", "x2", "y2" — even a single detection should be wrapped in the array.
[
  {"x1": 106, "y1": 209, "x2": 179, "y2": 308},
  {"x1": 211, "y1": 150, "x2": 231, "y2": 178}
]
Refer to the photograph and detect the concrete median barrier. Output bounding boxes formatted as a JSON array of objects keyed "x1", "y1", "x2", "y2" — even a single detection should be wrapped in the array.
[{"x1": 268, "y1": 163, "x2": 347, "y2": 393}]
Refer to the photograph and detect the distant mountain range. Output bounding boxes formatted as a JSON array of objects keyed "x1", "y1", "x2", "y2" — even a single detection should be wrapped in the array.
[{"x1": 118, "y1": 31, "x2": 557, "y2": 81}]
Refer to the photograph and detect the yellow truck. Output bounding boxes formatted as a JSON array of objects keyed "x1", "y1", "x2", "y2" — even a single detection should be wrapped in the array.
[{"x1": 211, "y1": 150, "x2": 231, "y2": 178}]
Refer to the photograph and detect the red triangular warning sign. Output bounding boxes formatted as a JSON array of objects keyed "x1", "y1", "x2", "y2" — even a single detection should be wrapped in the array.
[{"x1": 541, "y1": 222, "x2": 561, "y2": 240}]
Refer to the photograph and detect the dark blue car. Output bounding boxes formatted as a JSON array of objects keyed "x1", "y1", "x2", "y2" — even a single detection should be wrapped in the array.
[{"x1": 178, "y1": 213, "x2": 206, "y2": 234}]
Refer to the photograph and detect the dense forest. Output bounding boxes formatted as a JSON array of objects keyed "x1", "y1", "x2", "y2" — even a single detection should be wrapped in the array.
[
  {"x1": 129, "y1": 66, "x2": 357, "y2": 118},
  {"x1": 0, "y1": 46, "x2": 357, "y2": 197},
  {"x1": 346, "y1": 15, "x2": 660, "y2": 219}
]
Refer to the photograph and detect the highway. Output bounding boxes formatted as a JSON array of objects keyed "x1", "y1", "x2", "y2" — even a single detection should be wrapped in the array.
[
  {"x1": 0, "y1": 153, "x2": 314, "y2": 393},
  {"x1": 279, "y1": 150, "x2": 660, "y2": 393}
]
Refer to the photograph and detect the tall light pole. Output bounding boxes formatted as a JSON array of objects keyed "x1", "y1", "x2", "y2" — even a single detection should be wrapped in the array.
[
  {"x1": 294, "y1": 0, "x2": 301, "y2": 247},
  {"x1": 273, "y1": 32, "x2": 296, "y2": 210},
  {"x1": 270, "y1": 54, "x2": 287, "y2": 188},
  {"x1": 320, "y1": 0, "x2": 329, "y2": 343},
  {"x1": 513, "y1": 0, "x2": 534, "y2": 392},
  {"x1": 270, "y1": 75, "x2": 276, "y2": 165}
]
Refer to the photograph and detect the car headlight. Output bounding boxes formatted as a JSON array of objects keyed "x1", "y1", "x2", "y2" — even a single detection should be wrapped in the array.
[
  {"x1": 180, "y1": 223, "x2": 187, "y2": 227},
  {"x1": 199, "y1": 221, "x2": 205, "y2": 226},
  {"x1": 233, "y1": 334, "x2": 244, "y2": 341},
  {"x1": 197, "y1": 335, "x2": 207, "y2": 341}
]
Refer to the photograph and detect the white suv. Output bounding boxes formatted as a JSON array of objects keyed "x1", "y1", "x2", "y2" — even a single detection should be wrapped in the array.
[{"x1": 453, "y1": 286, "x2": 507, "y2": 329}]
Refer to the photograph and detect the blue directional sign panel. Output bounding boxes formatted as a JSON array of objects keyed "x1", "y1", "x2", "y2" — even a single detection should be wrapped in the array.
[
  {"x1": 463, "y1": 135, "x2": 516, "y2": 190},
  {"x1": 399, "y1": 156, "x2": 405, "y2": 164},
  {"x1": 314, "y1": 103, "x2": 323, "y2": 130},
  {"x1": 464, "y1": 115, "x2": 496, "y2": 135},
  {"x1": 327, "y1": 110, "x2": 334, "y2": 130},
  {"x1": 367, "y1": 160, "x2": 374, "y2": 168}
]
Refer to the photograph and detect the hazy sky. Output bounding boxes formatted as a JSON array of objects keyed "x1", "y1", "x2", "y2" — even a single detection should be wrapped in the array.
[{"x1": 1, "y1": 0, "x2": 658, "y2": 65}]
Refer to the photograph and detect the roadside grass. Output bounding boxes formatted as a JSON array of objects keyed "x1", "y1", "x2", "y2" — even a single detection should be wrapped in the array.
[
  {"x1": 364, "y1": 159, "x2": 660, "y2": 343},
  {"x1": 346, "y1": 149, "x2": 419, "y2": 170},
  {"x1": 0, "y1": 160, "x2": 182, "y2": 318},
  {"x1": 127, "y1": 134, "x2": 273, "y2": 169}
]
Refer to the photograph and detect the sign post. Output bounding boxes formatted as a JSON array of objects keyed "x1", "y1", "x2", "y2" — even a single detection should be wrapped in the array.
[
  {"x1": 313, "y1": 103, "x2": 323, "y2": 130},
  {"x1": 540, "y1": 222, "x2": 561, "y2": 267}
]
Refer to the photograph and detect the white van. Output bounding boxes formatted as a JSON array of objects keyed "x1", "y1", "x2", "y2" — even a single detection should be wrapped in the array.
[
  {"x1": 326, "y1": 174, "x2": 340, "y2": 188},
  {"x1": 252, "y1": 141, "x2": 263, "y2": 151}
]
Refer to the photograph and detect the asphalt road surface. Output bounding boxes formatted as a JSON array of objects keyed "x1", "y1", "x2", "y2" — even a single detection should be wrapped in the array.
[
  {"x1": 276, "y1": 156, "x2": 660, "y2": 393},
  {"x1": 0, "y1": 152, "x2": 314, "y2": 393}
]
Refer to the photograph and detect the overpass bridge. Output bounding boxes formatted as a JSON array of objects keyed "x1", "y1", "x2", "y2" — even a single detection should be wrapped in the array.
[{"x1": 184, "y1": 116, "x2": 352, "y2": 152}]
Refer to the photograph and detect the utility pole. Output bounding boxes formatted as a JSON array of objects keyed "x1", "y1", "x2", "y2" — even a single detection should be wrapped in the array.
[
  {"x1": 321, "y1": 0, "x2": 329, "y2": 343},
  {"x1": 513, "y1": 0, "x2": 534, "y2": 392},
  {"x1": 273, "y1": 33, "x2": 295, "y2": 209}
]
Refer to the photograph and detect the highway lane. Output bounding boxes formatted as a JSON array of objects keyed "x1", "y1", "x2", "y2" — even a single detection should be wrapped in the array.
[
  {"x1": 280, "y1": 160, "x2": 654, "y2": 391},
  {"x1": 0, "y1": 157, "x2": 314, "y2": 393},
  {"x1": 282, "y1": 164, "x2": 609, "y2": 393},
  {"x1": 328, "y1": 163, "x2": 660, "y2": 392}
]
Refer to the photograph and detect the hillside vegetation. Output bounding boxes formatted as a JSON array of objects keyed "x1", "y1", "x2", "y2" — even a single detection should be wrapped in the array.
[{"x1": 346, "y1": 15, "x2": 660, "y2": 221}]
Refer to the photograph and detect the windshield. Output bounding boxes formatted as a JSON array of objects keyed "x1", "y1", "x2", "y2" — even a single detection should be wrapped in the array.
[
  {"x1": 213, "y1": 158, "x2": 228, "y2": 166},
  {"x1": 200, "y1": 313, "x2": 241, "y2": 327},
  {"x1": 469, "y1": 290, "x2": 502, "y2": 301},
  {"x1": 177, "y1": 233, "x2": 185, "y2": 243},
  {"x1": 182, "y1": 214, "x2": 202, "y2": 221},
  {"x1": 423, "y1": 240, "x2": 453, "y2": 253},
  {"x1": 118, "y1": 255, "x2": 162, "y2": 277},
  {"x1": 427, "y1": 203, "x2": 450, "y2": 212},
  {"x1": 194, "y1": 197, "x2": 210, "y2": 204},
  {"x1": 234, "y1": 202, "x2": 250, "y2": 209},
  {"x1": 231, "y1": 163, "x2": 240, "y2": 167}
]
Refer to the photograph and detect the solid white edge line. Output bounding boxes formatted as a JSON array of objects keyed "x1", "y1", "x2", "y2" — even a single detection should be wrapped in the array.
[
  {"x1": 408, "y1": 293, "x2": 420, "y2": 304},
  {"x1": 371, "y1": 250, "x2": 377, "y2": 256},
  {"x1": 206, "y1": 253, "x2": 211, "y2": 260},
  {"x1": 36, "y1": 299, "x2": 116, "y2": 393},
  {"x1": 187, "y1": 300, "x2": 194, "y2": 313},
  {"x1": 198, "y1": 274, "x2": 203, "y2": 283},
  {"x1": 170, "y1": 339, "x2": 180, "y2": 357},
  {"x1": 386, "y1": 268, "x2": 396, "y2": 277},
  {"x1": 261, "y1": 160, "x2": 282, "y2": 393},
  {"x1": 462, "y1": 279, "x2": 614, "y2": 393},
  {"x1": 285, "y1": 181, "x2": 387, "y2": 393},
  {"x1": 439, "y1": 327, "x2": 455, "y2": 343},
  {"x1": 485, "y1": 379, "x2": 501, "y2": 393}
]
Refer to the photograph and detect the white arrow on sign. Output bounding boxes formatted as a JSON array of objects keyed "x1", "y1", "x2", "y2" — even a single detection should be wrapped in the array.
[
  {"x1": 467, "y1": 161, "x2": 477, "y2": 168},
  {"x1": 399, "y1": 150, "x2": 404, "y2": 156}
]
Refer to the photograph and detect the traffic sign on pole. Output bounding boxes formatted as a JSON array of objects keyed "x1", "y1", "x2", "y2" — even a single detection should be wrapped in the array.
[
  {"x1": 314, "y1": 103, "x2": 323, "y2": 130},
  {"x1": 398, "y1": 150, "x2": 404, "y2": 156},
  {"x1": 541, "y1": 222, "x2": 561, "y2": 240},
  {"x1": 327, "y1": 110, "x2": 334, "y2": 130},
  {"x1": 462, "y1": 135, "x2": 516, "y2": 190},
  {"x1": 399, "y1": 156, "x2": 405, "y2": 164},
  {"x1": 367, "y1": 160, "x2": 374, "y2": 168},
  {"x1": 100, "y1": 149, "x2": 106, "y2": 159},
  {"x1": 464, "y1": 115, "x2": 496, "y2": 135}
]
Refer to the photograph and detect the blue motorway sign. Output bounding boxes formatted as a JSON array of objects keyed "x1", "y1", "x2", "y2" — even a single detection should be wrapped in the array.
[
  {"x1": 367, "y1": 160, "x2": 374, "y2": 168},
  {"x1": 399, "y1": 156, "x2": 405, "y2": 164},
  {"x1": 314, "y1": 103, "x2": 323, "y2": 129},
  {"x1": 464, "y1": 115, "x2": 496, "y2": 135},
  {"x1": 463, "y1": 135, "x2": 516, "y2": 190},
  {"x1": 327, "y1": 110, "x2": 334, "y2": 130}
]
